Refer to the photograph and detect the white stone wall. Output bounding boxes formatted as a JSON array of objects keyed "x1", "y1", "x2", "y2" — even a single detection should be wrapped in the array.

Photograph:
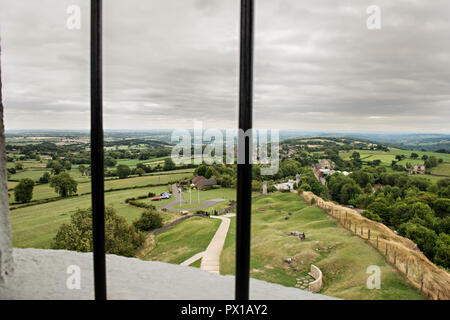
[
  {"x1": 0, "y1": 40, "x2": 14, "y2": 283},
  {"x1": 308, "y1": 264, "x2": 323, "y2": 293},
  {"x1": 0, "y1": 249, "x2": 338, "y2": 300}
]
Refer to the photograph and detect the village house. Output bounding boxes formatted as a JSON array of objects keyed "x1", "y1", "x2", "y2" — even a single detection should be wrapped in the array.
[
  {"x1": 178, "y1": 179, "x2": 189, "y2": 187},
  {"x1": 191, "y1": 176, "x2": 206, "y2": 186},
  {"x1": 316, "y1": 159, "x2": 335, "y2": 170},
  {"x1": 408, "y1": 164, "x2": 426, "y2": 175}
]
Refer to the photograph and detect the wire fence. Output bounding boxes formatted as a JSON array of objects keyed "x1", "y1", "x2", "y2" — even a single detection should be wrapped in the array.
[{"x1": 299, "y1": 191, "x2": 450, "y2": 300}]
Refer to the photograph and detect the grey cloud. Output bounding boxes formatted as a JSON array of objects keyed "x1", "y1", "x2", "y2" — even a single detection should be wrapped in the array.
[{"x1": 0, "y1": 0, "x2": 449, "y2": 132}]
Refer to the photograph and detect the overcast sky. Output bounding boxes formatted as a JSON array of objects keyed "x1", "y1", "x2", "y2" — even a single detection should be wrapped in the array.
[{"x1": 0, "y1": 0, "x2": 449, "y2": 132}]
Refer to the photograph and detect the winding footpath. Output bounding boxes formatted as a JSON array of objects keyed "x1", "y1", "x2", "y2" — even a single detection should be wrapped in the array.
[
  {"x1": 199, "y1": 213, "x2": 235, "y2": 274},
  {"x1": 180, "y1": 213, "x2": 235, "y2": 274}
]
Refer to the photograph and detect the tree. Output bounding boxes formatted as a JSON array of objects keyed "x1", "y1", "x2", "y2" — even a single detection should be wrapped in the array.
[
  {"x1": 410, "y1": 153, "x2": 419, "y2": 159},
  {"x1": 116, "y1": 164, "x2": 131, "y2": 179},
  {"x1": 280, "y1": 159, "x2": 301, "y2": 178},
  {"x1": 163, "y1": 158, "x2": 176, "y2": 171},
  {"x1": 39, "y1": 171, "x2": 51, "y2": 184},
  {"x1": 398, "y1": 222, "x2": 437, "y2": 258},
  {"x1": 367, "y1": 200, "x2": 391, "y2": 223},
  {"x1": 62, "y1": 160, "x2": 72, "y2": 171},
  {"x1": 132, "y1": 209, "x2": 163, "y2": 232},
  {"x1": 53, "y1": 207, "x2": 144, "y2": 257},
  {"x1": 105, "y1": 157, "x2": 117, "y2": 167},
  {"x1": 434, "y1": 233, "x2": 450, "y2": 268},
  {"x1": 14, "y1": 178, "x2": 34, "y2": 203},
  {"x1": 15, "y1": 162, "x2": 23, "y2": 171},
  {"x1": 433, "y1": 198, "x2": 450, "y2": 218},
  {"x1": 48, "y1": 160, "x2": 64, "y2": 174},
  {"x1": 361, "y1": 210, "x2": 383, "y2": 223},
  {"x1": 340, "y1": 182, "x2": 362, "y2": 204},
  {"x1": 350, "y1": 152, "x2": 361, "y2": 161},
  {"x1": 204, "y1": 167, "x2": 214, "y2": 179},
  {"x1": 135, "y1": 168, "x2": 145, "y2": 176},
  {"x1": 50, "y1": 172, "x2": 77, "y2": 197}
]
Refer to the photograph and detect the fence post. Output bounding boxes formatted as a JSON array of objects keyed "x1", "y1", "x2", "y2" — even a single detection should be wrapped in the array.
[
  {"x1": 361, "y1": 225, "x2": 363, "y2": 236},
  {"x1": 349, "y1": 221, "x2": 351, "y2": 231},
  {"x1": 405, "y1": 260, "x2": 408, "y2": 276},
  {"x1": 368, "y1": 229, "x2": 371, "y2": 240},
  {"x1": 376, "y1": 236, "x2": 379, "y2": 248},
  {"x1": 394, "y1": 251, "x2": 397, "y2": 265},
  {"x1": 420, "y1": 275, "x2": 424, "y2": 293},
  {"x1": 438, "y1": 290, "x2": 440, "y2": 300},
  {"x1": 385, "y1": 243, "x2": 388, "y2": 256}
]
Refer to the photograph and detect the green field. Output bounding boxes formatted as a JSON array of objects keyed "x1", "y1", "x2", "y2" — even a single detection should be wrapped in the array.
[
  {"x1": 140, "y1": 217, "x2": 221, "y2": 264},
  {"x1": 340, "y1": 148, "x2": 450, "y2": 182},
  {"x1": 340, "y1": 148, "x2": 450, "y2": 164},
  {"x1": 219, "y1": 193, "x2": 422, "y2": 300},
  {"x1": 10, "y1": 185, "x2": 170, "y2": 249},
  {"x1": 9, "y1": 169, "x2": 194, "y2": 205},
  {"x1": 181, "y1": 188, "x2": 259, "y2": 203},
  {"x1": 430, "y1": 163, "x2": 450, "y2": 176}
]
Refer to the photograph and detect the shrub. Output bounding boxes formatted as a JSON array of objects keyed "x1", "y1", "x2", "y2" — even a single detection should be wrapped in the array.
[
  {"x1": 361, "y1": 210, "x2": 383, "y2": 223},
  {"x1": 116, "y1": 164, "x2": 131, "y2": 179},
  {"x1": 39, "y1": 171, "x2": 51, "y2": 184},
  {"x1": 133, "y1": 209, "x2": 163, "y2": 232},
  {"x1": 53, "y1": 207, "x2": 143, "y2": 257}
]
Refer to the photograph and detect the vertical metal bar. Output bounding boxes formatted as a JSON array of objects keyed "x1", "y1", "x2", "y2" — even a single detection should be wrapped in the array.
[
  {"x1": 91, "y1": 0, "x2": 107, "y2": 300},
  {"x1": 235, "y1": 0, "x2": 254, "y2": 301}
]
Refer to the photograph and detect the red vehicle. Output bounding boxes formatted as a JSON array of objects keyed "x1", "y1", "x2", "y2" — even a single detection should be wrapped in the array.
[{"x1": 151, "y1": 197, "x2": 162, "y2": 201}]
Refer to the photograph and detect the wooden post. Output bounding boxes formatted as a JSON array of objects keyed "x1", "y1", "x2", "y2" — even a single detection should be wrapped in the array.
[
  {"x1": 354, "y1": 223, "x2": 356, "y2": 234},
  {"x1": 368, "y1": 229, "x2": 371, "y2": 240},
  {"x1": 385, "y1": 243, "x2": 388, "y2": 256},
  {"x1": 394, "y1": 251, "x2": 397, "y2": 265},
  {"x1": 420, "y1": 275, "x2": 424, "y2": 293},
  {"x1": 361, "y1": 225, "x2": 363, "y2": 236},
  {"x1": 438, "y1": 290, "x2": 440, "y2": 300},
  {"x1": 376, "y1": 236, "x2": 379, "y2": 248},
  {"x1": 405, "y1": 260, "x2": 408, "y2": 275}
]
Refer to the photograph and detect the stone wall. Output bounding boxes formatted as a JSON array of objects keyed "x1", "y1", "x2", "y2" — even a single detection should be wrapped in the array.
[
  {"x1": 0, "y1": 248, "x2": 337, "y2": 300},
  {"x1": 308, "y1": 264, "x2": 323, "y2": 293},
  {"x1": 0, "y1": 40, "x2": 14, "y2": 283}
]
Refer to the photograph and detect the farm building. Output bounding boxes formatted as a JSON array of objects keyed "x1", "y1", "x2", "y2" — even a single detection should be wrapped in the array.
[
  {"x1": 191, "y1": 176, "x2": 206, "y2": 185},
  {"x1": 196, "y1": 178, "x2": 217, "y2": 190},
  {"x1": 408, "y1": 164, "x2": 426, "y2": 175}
]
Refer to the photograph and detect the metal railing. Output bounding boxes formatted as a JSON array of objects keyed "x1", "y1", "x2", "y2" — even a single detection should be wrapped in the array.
[{"x1": 89, "y1": 0, "x2": 254, "y2": 300}]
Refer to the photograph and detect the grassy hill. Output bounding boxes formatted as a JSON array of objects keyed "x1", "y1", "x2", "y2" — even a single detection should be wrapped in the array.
[
  {"x1": 220, "y1": 193, "x2": 422, "y2": 300},
  {"x1": 137, "y1": 217, "x2": 221, "y2": 264}
]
